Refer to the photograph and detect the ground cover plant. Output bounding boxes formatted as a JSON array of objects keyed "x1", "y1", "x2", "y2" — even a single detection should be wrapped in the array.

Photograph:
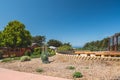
[
  {"x1": 73, "y1": 72, "x2": 83, "y2": 78},
  {"x1": 66, "y1": 66, "x2": 75, "y2": 70},
  {"x1": 20, "y1": 56, "x2": 31, "y2": 62},
  {"x1": 36, "y1": 68, "x2": 44, "y2": 73}
]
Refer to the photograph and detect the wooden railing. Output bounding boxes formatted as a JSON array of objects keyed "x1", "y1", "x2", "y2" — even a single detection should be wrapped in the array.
[
  {"x1": 75, "y1": 51, "x2": 120, "y2": 57},
  {"x1": 57, "y1": 53, "x2": 120, "y2": 61}
]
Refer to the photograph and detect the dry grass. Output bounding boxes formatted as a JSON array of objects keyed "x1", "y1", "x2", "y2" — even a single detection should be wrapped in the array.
[{"x1": 0, "y1": 54, "x2": 120, "y2": 80}]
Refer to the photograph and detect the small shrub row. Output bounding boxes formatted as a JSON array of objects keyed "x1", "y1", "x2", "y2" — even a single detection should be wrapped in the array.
[
  {"x1": 20, "y1": 56, "x2": 31, "y2": 62},
  {"x1": 1, "y1": 58, "x2": 13, "y2": 62}
]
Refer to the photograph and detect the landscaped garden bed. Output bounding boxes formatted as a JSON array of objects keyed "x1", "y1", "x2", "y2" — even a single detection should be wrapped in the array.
[{"x1": 0, "y1": 54, "x2": 120, "y2": 80}]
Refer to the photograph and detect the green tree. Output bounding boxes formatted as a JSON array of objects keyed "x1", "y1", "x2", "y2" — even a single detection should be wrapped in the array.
[
  {"x1": 2, "y1": 20, "x2": 32, "y2": 48},
  {"x1": 0, "y1": 31, "x2": 3, "y2": 47},
  {"x1": 63, "y1": 42, "x2": 72, "y2": 47},
  {"x1": 57, "y1": 45, "x2": 72, "y2": 52},
  {"x1": 83, "y1": 38, "x2": 109, "y2": 51},
  {"x1": 47, "y1": 39, "x2": 62, "y2": 47},
  {"x1": 32, "y1": 35, "x2": 45, "y2": 46}
]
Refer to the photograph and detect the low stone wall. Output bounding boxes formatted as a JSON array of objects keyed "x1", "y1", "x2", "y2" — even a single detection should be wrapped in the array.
[{"x1": 56, "y1": 53, "x2": 120, "y2": 61}]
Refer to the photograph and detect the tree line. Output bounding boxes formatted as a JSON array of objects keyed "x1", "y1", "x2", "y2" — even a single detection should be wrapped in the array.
[
  {"x1": 81, "y1": 38, "x2": 109, "y2": 51},
  {"x1": 0, "y1": 20, "x2": 72, "y2": 50}
]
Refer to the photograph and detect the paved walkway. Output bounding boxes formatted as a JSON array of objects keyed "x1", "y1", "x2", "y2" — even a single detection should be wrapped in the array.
[{"x1": 0, "y1": 68, "x2": 71, "y2": 80}]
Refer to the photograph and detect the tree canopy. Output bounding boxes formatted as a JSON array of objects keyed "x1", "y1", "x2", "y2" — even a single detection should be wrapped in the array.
[
  {"x1": 1, "y1": 20, "x2": 32, "y2": 48},
  {"x1": 47, "y1": 39, "x2": 63, "y2": 47},
  {"x1": 32, "y1": 35, "x2": 46, "y2": 46},
  {"x1": 83, "y1": 38, "x2": 109, "y2": 51}
]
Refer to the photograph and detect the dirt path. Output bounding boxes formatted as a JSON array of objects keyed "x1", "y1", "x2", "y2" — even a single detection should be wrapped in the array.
[{"x1": 0, "y1": 68, "x2": 71, "y2": 80}]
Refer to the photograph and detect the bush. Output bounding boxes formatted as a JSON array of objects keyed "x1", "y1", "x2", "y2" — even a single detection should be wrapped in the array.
[
  {"x1": 24, "y1": 51, "x2": 31, "y2": 56},
  {"x1": 31, "y1": 47, "x2": 41, "y2": 58},
  {"x1": 33, "y1": 47, "x2": 41, "y2": 55},
  {"x1": 36, "y1": 68, "x2": 44, "y2": 73},
  {"x1": 41, "y1": 51, "x2": 49, "y2": 64},
  {"x1": 1, "y1": 58, "x2": 13, "y2": 62},
  {"x1": 85, "y1": 67, "x2": 89, "y2": 69},
  {"x1": 0, "y1": 50, "x2": 3, "y2": 59},
  {"x1": 73, "y1": 72, "x2": 83, "y2": 78},
  {"x1": 48, "y1": 48, "x2": 56, "y2": 56},
  {"x1": 20, "y1": 56, "x2": 31, "y2": 62},
  {"x1": 57, "y1": 45, "x2": 73, "y2": 53},
  {"x1": 14, "y1": 57, "x2": 20, "y2": 60},
  {"x1": 31, "y1": 54, "x2": 40, "y2": 58},
  {"x1": 66, "y1": 66, "x2": 75, "y2": 70}
]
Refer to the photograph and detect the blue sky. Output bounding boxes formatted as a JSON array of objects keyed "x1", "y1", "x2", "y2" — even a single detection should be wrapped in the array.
[{"x1": 0, "y1": 0, "x2": 120, "y2": 47}]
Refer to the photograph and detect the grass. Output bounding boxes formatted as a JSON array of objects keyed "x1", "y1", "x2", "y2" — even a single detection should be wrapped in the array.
[
  {"x1": 36, "y1": 68, "x2": 44, "y2": 73},
  {"x1": 85, "y1": 66, "x2": 89, "y2": 69},
  {"x1": 1, "y1": 58, "x2": 13, "y2": 62},
  {"x1": 66, "y1": 66, "x2": 75, "y2": 70},
  {"x1": 30, "y1": 54, "x2": 40, "y2": 58}
]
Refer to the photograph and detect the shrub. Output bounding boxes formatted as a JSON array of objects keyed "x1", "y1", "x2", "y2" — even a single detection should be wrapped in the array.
[
  {"x1": 36, "y1": 68, "x2": 44, "y2": 73},
  {"x1": 66, "y1": 66, "x2": 75, "y2": 70},
  {"x1": 0, "y1": 50, "x2": 3, "y2": 59},
  {"x1": 24, "y1": 51, "x2": 31, "y2": 56},
  {"x1": 73, "y1": 72, "x2": 83, "y2": 78},
  {"x1": 33, "y1": 47, "x2": 41, "y2": 55},
  {"x1": 48, "y1": 48, "x2": 56, "y2": 56},
  {"x1": 20, "y1": 56, "x2": 31, "y2": 62},
  {"x1": 31, "y1": 47, "x2": 41, "y2": 58},
  {"x1": 58, "y1": 45, "x2": 72, "y2": 51},
  {"x1": 41, "y1": 51, "x2": 49, "y2": 64},
  {"x1": 31, "y1": 54, "x2": 40, "y2": 58},
  {"x1": 85, "y1": 67, "x2": 89, "y2": 69},
  {"x1": 1, "y1": 58, "x2": 13, "y2": 62},
  {"x1": 14, "y1": 57, "x2": 20, "y2": 60}
]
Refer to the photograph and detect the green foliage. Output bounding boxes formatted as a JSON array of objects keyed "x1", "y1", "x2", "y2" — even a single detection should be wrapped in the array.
[
  {"x1": 57, "y1": 45, "x2": 72, "y2": 52},
  {"x1": 13, "y1": 57, "x2": 20, "y2": 60},
  {"x1": 31, "y1": 47, "x2": 41, "y2": 58},
  {"x1": 73, "y1": 72, "x2": 83, "y2": 78},
  {"x1": 48, "y1": 48, "x2": 56, "y2": 56},
  {"x1": 20, "y1": 56, "x2": 31, "y2": 62},
  {"x1": 30, "y1": 54, "x2": 40, "y2": 58},
  {"x1": 1, "y1": 57, "x2": 21, "y2": 62},
  {"x1": 36, "y1": 68, "x2": 44, "y2": 73},
  {"x1": 33, "y1": 47, "x2": 41, "y2": 54},
  {"x1": 83, "y1": 38, "x2": 109, "y2": 51},
  {"x1": 0, "y1": 50, "x2": 3, "y2": 59},
  {"x1": 24, "y1": 51, "x2": 31, "y2": 56},
  {"x1": 41, "y1": 51, "x2": 49, "y2": 64},
  {"x1": 0, "y1": 31, "x2": 3, "y2": 47},
  {"x1": 85, "y1": 67, "x2": 89, "y2": 69},
  {"x1": 32, "y1": 36, "x2": 45, "y2": 46},
  {"x1": 2, "y1": 20, "x2": 32, "y2": 48},
  {"x1": 66, "y1": 66, "x2": 75, "y2": 70},
  {"x1": 1, "y1": 58, "x2": 13, "y2": 62},
  {"x1": 47, "y1": 39, "x2": 63, "y2": 47}
]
